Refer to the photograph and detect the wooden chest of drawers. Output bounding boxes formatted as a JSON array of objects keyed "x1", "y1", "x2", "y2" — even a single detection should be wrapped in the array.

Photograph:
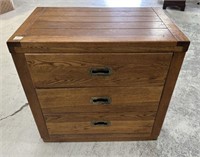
[{"x1": 7, "y1": 7, "x2": 190, "y2": 142}]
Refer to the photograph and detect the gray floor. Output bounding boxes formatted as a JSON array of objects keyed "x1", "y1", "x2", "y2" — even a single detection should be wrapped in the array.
[{"x1": 0, "y1": 0, "x2": 200, "y2": 157}]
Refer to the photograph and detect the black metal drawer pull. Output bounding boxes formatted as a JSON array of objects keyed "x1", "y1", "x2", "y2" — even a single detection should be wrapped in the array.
[
  {"x1": 90, "y1": 67, "x2": 111, "y2": 76},
  {"x1": 91, "y1": 121, "x2": 111, "y2": 126},
  {"x1": 90, "y1": 97, "x2": 111, "y2": 105}
]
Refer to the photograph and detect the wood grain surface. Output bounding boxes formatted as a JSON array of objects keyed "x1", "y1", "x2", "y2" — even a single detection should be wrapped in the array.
[
  {"x1": 44, "y1": 112, "x2": 157, "y2": 122},
  {"x1": 11, "y1": 53, "x2": 49, "y2": 140},
  {"x1": 26, "y1": 53, "x2": 172, "y2": 88},
  {"x1": 37, "y1": 87, "x2": 161, "y2": 113},
  {"x1": 151, "y1": 52, "x2": 186, "y2": 138},
  {"x1": 41, "y1": 10, "x2": 157, "y2": 17},
  {"x1": 47, "y1": 120, "x2": 154, "y2": 135},
  {"x1": 40, "y1": 102, "x2": 158, "y2": 114},
  {"x1": 7, "y1": 7, "x2": 189, "y2": 53},
  {"x1": 32, "y1": 21, "x2": 166, "y2": 29},
  {"x1": 7, "y1": 7, "x2": 190, "y2": 142}
]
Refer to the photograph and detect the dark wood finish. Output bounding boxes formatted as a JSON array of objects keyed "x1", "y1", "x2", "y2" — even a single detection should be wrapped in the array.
[
  {"x1": 26, "y1": 53, "x2": 172, "y2": 88},
  {"x1": 163, "y1": 0, "x2": 186, "y2": 11},
  {"x1": 7, "y1": 7, "x2": 190, "y2": 142},
  {"x1": 11, "y1": 53, "x2": 49, "y2": 140}
]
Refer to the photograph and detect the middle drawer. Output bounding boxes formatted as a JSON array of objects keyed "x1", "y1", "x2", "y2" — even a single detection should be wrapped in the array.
[{"x1": 37, "y1": 87, "x2": 162, "y2": 114}]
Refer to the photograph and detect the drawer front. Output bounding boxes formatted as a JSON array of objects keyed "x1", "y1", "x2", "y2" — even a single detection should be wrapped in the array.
[
  {"x1": 46, "y1": 119, "x2": 154, "y2": 135},
  {"x1": 26, "y1": 53, "x2": 172, "y2": 88},
  {"x1": 37, "y1": 87, "x2": 162, "y2": 114}
]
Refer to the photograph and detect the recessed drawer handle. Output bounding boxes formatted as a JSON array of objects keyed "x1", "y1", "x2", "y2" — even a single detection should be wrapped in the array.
[
  {"x1": 90, "y1": 67, "x2": 112, "y2": 76},
  {"x1": 90, "y1": 97, "x2": 111, "y2": 105},
  {"x1": 91, "y1": 121, "x2": 111, "y2": 127}
]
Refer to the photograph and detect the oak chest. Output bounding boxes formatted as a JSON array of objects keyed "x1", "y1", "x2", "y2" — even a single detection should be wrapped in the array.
[{"x1": 7, "y1": 7, "x2": 190, "y2": 142}]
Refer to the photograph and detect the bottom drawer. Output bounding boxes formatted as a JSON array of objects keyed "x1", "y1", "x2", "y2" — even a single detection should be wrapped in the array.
[
  {"x1": 45, "y1": 112, "x2": 155, "y2": 135},
  {"x1": 47, "y1": 120, "x2": 154, "y2": 135},
  {"x1": 46, "y1": 133, "x2": 153, "y2": 142}
]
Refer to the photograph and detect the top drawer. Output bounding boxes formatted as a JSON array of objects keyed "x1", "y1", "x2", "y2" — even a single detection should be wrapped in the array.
[{"x1": 26, "y1": 53, "x2": 172, "y2": 88}]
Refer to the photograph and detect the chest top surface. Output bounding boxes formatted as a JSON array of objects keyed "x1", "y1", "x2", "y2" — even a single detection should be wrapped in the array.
[{"x1": 7, "y1": 7, "x2": 189, "y2": 53}]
